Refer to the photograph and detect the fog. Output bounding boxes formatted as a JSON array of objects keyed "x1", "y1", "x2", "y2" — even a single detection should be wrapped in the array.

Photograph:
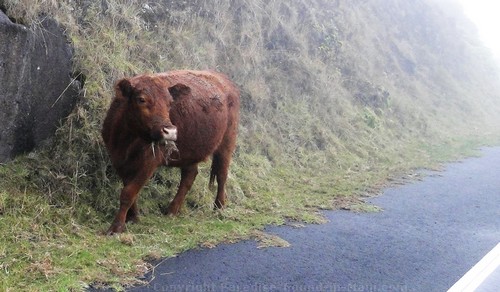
[{"x1": 458, "y1": 0, "x2": 500, "y2": 61}]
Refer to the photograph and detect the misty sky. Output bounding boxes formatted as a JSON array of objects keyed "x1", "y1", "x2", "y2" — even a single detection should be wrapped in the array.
[{"x1": 458, "y1": 0, "x2": 500, "y2": 60}]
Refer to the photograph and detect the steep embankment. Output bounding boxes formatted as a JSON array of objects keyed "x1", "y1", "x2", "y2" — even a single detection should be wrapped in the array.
[{"x1": 1, "y1": 0, "x2": 499, "y2": 290}]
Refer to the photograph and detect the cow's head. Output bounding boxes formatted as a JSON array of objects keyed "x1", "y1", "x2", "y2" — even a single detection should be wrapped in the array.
[{"x1": 115, "y1": 75, "x2": 190, "y2": 144}]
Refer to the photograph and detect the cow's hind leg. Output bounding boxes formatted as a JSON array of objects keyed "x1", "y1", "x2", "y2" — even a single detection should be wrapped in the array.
[
  {"x1": 165, "y1": 164, "x2": 198, "y2": 215},
  {"x1": 210, "y1": 107, "x2": 238, "y2": 210},
  {"x1": 210, "y1": 151, "x2": 233, "y2": 210},
  {"x1": 210, "y1": 120, "x2": 238, "y2": 209}
]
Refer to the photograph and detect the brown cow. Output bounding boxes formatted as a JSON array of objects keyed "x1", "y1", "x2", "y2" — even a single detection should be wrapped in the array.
[{"x1": 101, "y1": 70, "x2": 240, "y2": 234}]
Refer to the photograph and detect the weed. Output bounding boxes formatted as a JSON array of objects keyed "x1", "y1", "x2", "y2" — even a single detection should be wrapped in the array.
[{"x1": 1, "y1": 0, "x2": 500, "y2": 290}]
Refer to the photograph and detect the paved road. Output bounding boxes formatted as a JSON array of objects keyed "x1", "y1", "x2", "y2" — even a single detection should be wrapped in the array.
[{"x1": 127, "y1": 147, "x2": 500, "y2": 291}]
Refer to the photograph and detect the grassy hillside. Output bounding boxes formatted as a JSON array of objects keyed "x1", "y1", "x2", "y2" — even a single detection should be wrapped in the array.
[{"x1": 1, "y1": 0, "x2": 500, "y2": 290}]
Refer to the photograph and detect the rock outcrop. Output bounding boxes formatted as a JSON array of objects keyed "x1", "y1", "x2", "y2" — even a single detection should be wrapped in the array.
[{"x1": 0, "y1": 11, "x2": 80, "y2": 162}]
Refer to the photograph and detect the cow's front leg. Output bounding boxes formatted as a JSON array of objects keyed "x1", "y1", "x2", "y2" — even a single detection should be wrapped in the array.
[
  {"x1": 107, "y1": 179, "x2": 147, "y2": 235},
  {"x1": 165, "y1": 164, "x2": 199, "y2": 215},
  {"x1": 126, "y1": 199, "x2": 140, "y2": 224}
]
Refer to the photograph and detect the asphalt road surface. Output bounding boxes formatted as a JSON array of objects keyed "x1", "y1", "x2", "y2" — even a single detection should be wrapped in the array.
[{"x1": 123, "y1": 147, "x2": 500, "y2": 291}]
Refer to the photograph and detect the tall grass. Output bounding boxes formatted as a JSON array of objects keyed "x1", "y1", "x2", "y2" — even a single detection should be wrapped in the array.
[{"x1": 1, "y1": 0, "x2": 500, "y2": 289}]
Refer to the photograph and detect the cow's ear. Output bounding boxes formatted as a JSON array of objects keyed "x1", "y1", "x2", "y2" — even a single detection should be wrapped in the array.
[
  {"x1": 168, "y1": 83, "x2": 191, "y2": 101},
  {"x1": 115, "y1": 78, "x2": 136, "y2": 99}
]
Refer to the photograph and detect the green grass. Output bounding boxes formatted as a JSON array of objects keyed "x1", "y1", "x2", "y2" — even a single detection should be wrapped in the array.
[
  {"x1": 1, "y1": 0, "x2": 500, "y2": 290},
  {"x1": 1, "y1": 137, "x2": 499, "y2": 290}
]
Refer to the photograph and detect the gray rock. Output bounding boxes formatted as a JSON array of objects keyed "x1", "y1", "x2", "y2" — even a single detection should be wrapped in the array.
[{"x1": 0, "y1": 10, "x2": 80, "y2": 162}]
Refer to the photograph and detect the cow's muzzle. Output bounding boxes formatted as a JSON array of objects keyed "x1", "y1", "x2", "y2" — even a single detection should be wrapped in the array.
[{"x1": 162, "y1": 125, "x2": 177, "y2": 142}]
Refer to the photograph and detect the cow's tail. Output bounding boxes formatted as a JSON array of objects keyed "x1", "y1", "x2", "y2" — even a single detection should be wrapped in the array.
[{"x1": 209, "y1": 154, "x2": 219, "y2": 191}]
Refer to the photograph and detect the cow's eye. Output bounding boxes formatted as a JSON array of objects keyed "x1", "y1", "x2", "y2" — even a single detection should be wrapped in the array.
[{"x1": 137, "y1": 97, "x2": 146, "y2": 104}]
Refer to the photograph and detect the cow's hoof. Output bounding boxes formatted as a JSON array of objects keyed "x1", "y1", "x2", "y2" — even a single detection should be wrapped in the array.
[
  {"x1": 126, "y1": 209, "x2": 140, "y2": 223},
  {"x1": 213, "y1": 199, "x2": 225, "y2": 210},
  {"x1": 106, "y1": 222, "x2": 126, "y2": 235},
  {"x1": 159, "y1": 202, "x2": 181, "y2": 216},
  {"x1": 164, "y1": 204, "x2": 181, "y2": 216}
]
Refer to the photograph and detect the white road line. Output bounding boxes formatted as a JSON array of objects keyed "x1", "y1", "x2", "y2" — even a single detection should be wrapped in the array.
[{"x1": 448, "y1": 242, "x2": 500, "y2": 292}]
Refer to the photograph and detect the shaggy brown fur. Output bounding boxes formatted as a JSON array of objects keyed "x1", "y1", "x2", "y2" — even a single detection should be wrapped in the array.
[{"x1": 102, "y1": 70, "x2": 240, "y2": 234}]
